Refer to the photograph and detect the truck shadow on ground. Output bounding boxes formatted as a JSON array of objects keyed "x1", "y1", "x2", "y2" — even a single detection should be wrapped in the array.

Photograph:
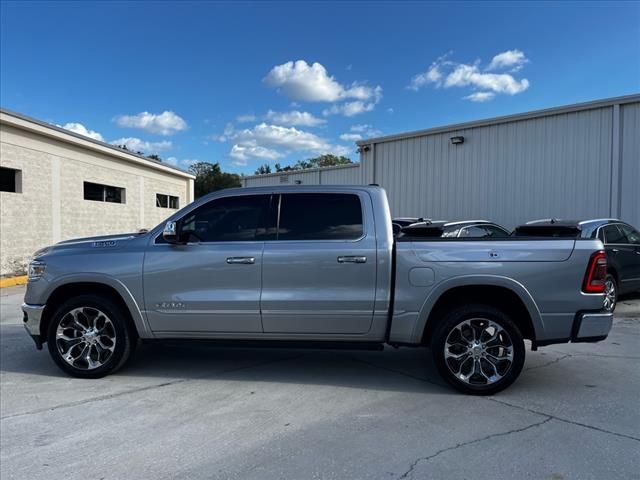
[{"x1": 0, "y1": 324, "x2": 459, "y2": 394}]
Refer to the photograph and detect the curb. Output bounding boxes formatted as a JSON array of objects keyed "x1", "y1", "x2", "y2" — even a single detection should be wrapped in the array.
[{"x1": 0, "y1": 275, "x2": 28, "y2": 289}]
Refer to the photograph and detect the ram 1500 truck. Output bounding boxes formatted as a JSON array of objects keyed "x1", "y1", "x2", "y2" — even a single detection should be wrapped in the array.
[{"x1": 22, "y1": 186, "x2": 613, "y2": 394}]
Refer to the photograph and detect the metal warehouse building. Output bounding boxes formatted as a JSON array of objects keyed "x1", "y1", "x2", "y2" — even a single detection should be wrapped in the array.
[
  {"x1": 243, "y1": 94, "x2": 640, "y2": 230},
  {"x1": 0, "y1": 109, "x2": 195, "y2": 275}
]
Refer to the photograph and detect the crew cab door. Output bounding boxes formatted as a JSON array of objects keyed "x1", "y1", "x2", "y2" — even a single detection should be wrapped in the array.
[
  {"x1": 601, "y1": 224, "x2": 640, "y2": 291},
  {"x1": 261, "y1": 192, "x2": 377, "y2": 334},
  {"x1": 143, "y1": 194, "x2": 270, "y2": 334}
]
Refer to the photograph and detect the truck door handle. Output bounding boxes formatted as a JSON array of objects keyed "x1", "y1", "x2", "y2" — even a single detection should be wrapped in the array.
[
  {"x1": 611, "y1": 248, "x2": 619, "y2": 253},
  {"x1": 337, "y1": 256, "x2": 367, "y2": 264},
  {"x1": 226, "y1": 257, "x2": 255, "y2": 264}
]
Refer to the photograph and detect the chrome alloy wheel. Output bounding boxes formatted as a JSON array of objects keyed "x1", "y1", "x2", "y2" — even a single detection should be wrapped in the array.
[
  {"x1": 603, "y1": 278, "x2": 616, "y2": 312},
  {"x1": 444, "y1": 318, "x2": 514, "y2": 386},
  {"x1": 56, "y1": 307, "x2": 116, "y2": 370}
]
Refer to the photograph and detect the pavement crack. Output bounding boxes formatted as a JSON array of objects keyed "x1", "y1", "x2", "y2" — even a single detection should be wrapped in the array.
[
  {"x1": 397, "y1": 417, "x2": 553, "y2": 479},
  {"x1": 486, "y1": 397, "x2": 640, "y2": 442},
  {"x1": 1, "y1": 353, "x2": 307, "y2": 421},
  {"x1": 524, "y1": 354, "x2": 572, "y2": 371}
]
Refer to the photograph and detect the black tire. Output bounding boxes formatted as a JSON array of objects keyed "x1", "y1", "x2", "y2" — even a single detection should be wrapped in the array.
[
  {"x1": 603, "y1": 274, "x2": 617, "y2": 313},
  {"x1": 47, "y1": 294, "x2": 135, "y2": 378},
  {"x1": 431, "y1": 304, "x2": 525, "y2": 395}
]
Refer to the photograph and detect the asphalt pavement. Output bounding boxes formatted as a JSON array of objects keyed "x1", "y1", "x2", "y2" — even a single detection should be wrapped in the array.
[{"x1": 1, "y1": 285, "x2": 639, "y2": 480}]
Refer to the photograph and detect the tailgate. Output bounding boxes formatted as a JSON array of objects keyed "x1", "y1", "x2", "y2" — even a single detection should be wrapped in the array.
[{"x1": 411, "y1": 239, "x2": 576, "y2": 262}]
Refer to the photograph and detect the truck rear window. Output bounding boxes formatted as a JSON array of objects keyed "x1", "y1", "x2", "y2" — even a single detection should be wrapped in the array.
[{"x1": 278, "y1": 193, "x2": 363, "y2": 241}]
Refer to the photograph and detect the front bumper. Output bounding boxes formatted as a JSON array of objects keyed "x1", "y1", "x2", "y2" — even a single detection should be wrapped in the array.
[
  {"x1": 572, "y1": 311, "x2": 613, "y2": 343},
  {"x1": 22, "y1": 303, "x2": 45, "y2": 349}
]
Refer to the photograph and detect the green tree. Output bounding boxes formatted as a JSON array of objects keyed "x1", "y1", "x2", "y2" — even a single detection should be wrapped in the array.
[
  {"x1": 147, "y1": 154, "x2": 162, "y2": 161},
  {"x1": 188, "y1": 162, "x2": 241, "y2": 198},
  {"x1": 256, "y1": 154, "x2": 354, "y2": 174},
  {"x1": 254, "y1": 163, "x2": 272, "y2": 175}
]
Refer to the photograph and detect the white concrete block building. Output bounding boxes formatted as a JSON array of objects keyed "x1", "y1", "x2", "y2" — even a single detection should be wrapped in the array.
[{"x1": 0, "y1": 109, "x2": 195, "y2": 275}]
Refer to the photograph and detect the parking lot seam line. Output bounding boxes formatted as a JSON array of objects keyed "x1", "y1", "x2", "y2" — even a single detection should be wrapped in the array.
[
  {"x1": 487, "y1": 397, "x2": 640, "y2": 442},
  {"x1": 0, "y1": 353, "x2": 308, "y2": 421},
  {"x1": 396, "y1": 417, "x2": 553, "y2": 479}
]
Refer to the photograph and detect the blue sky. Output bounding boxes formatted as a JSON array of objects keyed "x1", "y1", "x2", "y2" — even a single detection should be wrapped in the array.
[{"x1": 1, "y1": 1, "x2": 639, "y2": 174}]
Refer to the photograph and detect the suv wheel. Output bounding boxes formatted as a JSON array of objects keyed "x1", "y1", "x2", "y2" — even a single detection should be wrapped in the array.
[
  {"x1": 47, "y1": 294, "x2": 135, "y2": 378},
  {"x1": 603, "y1": 274, "x2": 617, "y2": 313},
  {"x1": 432, "y1": 304, "x2": 525, "y2": 395}
]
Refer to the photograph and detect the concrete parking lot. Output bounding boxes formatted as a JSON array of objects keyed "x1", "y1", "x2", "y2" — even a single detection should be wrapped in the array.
[{"x1": 1, "y1": 285, "x2": 639, "y2": 480}]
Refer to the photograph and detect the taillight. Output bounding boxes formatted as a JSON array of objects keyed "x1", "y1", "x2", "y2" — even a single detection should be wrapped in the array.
[{"x1": 582, "y1": 250, "x2": 607, "y2": 293}]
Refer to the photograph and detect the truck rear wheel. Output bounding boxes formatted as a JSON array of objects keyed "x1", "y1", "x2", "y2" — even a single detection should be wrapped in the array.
[
  {"x1": 47, "y1": 294, "x2": 135, "y2": 378},
  {"x1": 432, "y1": 304, "x2": 525, "y2": 395}
]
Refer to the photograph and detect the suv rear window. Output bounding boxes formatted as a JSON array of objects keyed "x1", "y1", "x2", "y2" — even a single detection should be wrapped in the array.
[{"x1": 278, "y1": 193, "x2": 363, "y2": 240}]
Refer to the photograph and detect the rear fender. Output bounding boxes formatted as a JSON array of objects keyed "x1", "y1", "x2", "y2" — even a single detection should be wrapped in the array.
[{"x1": 411, "y1": 275, "x2": 543, "y2": 344}]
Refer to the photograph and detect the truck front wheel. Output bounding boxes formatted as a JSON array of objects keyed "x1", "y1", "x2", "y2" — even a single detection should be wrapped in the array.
[
  {"x1": 47, "y1": 294, "x2": 135, "y2": 378},
  {"x1": 432, "y1": 304, "x2": 525, "y2": 395}
]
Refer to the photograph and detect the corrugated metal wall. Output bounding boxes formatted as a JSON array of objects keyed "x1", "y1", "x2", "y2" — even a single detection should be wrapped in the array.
[
  {"x1": 370, "y1": 107, "x2": 615, "y2": 228},
  {"x1": 361, "y1": 99, "x2": 639, "y2": 229},
  {"x1": 620, "y1": 102, "x2": 640, "y2": 227},
  {"x1": 243, "y1": 164, "x2": 362, "y2": 187},
  {"x1": 242, "y1": 97, "x2": 639, "y2": 230}
]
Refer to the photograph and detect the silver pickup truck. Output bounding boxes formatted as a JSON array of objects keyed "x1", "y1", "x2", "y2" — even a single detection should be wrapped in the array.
[{"x1": 22, "y1": 185, "x2": 613, "y2": 394}]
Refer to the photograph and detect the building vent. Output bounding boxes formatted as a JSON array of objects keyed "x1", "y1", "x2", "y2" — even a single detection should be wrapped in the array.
[{"x1": 280, "y1": 175, "x2": 289, "y2": 183}]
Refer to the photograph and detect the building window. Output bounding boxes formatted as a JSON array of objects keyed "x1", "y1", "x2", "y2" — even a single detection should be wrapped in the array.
[
  {"x1": 0, "y1": 167, "x2": 22, "y2": 193},
  {"x1": 156, "y1": 193, "x2": 179, "y2": 209},
  {"x1": 83, "y1": 181, "x2": 125, "y2": 203}
]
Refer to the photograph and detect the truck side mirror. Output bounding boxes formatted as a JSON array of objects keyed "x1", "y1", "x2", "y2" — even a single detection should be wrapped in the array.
[{"x1": 163, "y1": 221, "x2": 179, "y2": 244}]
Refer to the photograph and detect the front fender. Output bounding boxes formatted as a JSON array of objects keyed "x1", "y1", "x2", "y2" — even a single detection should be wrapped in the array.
[{"x1": 38, "y1": 273, "x2": 153, "y2": 338}]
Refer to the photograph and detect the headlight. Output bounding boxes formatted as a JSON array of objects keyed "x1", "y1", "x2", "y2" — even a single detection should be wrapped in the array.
[{"x1": 28, "y1": 261, "x2": 46, "y2": 281}]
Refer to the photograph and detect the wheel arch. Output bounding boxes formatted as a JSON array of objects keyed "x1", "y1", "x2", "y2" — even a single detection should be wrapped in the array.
[
  {"x1": 40, "y1": 276, "x2": 151, "y2": 343},
  {"x1": 414, "y1": 276, "x2": 542, "y2": 346}
]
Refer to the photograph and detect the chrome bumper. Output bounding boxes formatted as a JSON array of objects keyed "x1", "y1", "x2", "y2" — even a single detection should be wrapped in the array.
[
  {"x1": 574, "y1": 312, "x2": 613, "y2": 342},
  {"x1": 22, "y1": 303, "x2": 45, "y2": 349}
]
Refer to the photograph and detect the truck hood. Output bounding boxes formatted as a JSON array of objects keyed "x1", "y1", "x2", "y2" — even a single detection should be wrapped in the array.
[
  {"x1": 33, "y1": 232, "x2": 146, "y2": 259},
  {"x1": 55, "y1": 232, "x2": 141, "y2": 246}
]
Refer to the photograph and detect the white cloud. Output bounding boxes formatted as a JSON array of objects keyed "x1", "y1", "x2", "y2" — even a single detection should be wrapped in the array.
[
  {"x1": 225, "y1": 123, "x2": 350, "y2": 162},
  {"x1": 114, "y1": 111, "x2": 188, "y2": 135},
  {"x1": 264, "y1": 60, "x2": 382, "y2": 103},
  {"x1": 408, "y1": 50, "x2": 530, "y2": 101},
  {"x1": 265, "y1": 110, "x2": 326, "y2": 127},
  {"x1": 110, "y1": 137, "x2": 172, "y2": 154},
  {"x1": 340, "y1": 124, "x2": 382, "y2": 141},
  {"x1": 487, "y1": 49, "x2": 529, "y2": 71},
  {"x1": 230, "y1": 145, "x2": 282, "y2": 165},
  {"x1": 323, "y1": 101, "x2": 371, "y2": 117},
  {"x1": 60, "y1": 123, "x2": 104, "y2": 142},
  {"x1": 445, "y1": 64, "x2": 530, "y2": 94},
  {"x1": 340, "y1": 133, "x2": 362, "y2": 142},
  {"x1": 464, "y1": 91, "x2": 496, "y2": 102},
  {"x1": 322, "y1": 86, "x2": 382, "y2": 117},
  {"x1": 408, "y1": 63, "x2": 444, "y2": 91},
  {"x1": 236, "y1": 113, "x2": 257, "y2": 123}
]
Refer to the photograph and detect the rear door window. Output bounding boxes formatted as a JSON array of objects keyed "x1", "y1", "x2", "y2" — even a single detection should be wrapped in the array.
[
  {"x1": 619, "y1": 224, "x2": 640, "y2": 245},
  {"x1": 277, "y1": 193, "x2": 363, "y2": 240},
  {"x1": 602, "y1": 225, "x2": 626, "y2": 244}
]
